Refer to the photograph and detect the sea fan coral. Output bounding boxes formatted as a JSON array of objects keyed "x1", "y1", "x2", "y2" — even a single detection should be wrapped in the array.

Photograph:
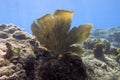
[{"x1": 31, "y1": 10, "x2": 92, "y2": 54}]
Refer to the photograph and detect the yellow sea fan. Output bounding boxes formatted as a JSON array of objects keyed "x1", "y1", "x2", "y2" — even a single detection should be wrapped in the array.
[{"x1": 31, "y1": 10, "x2": 92, "y2": 54}]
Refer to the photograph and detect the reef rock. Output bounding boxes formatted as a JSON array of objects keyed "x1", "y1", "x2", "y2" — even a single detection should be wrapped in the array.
[
  {"x1": 82, "y1": 29, "x2": 120, "y2": 80},
  {"x1": 0, "y1": 24, "x2": 47, "y2": 80},
  {"x1": 0, "y1": 58, "x2": 26, "y2": 80},
  {"x1": 82, "y1": 51, "x2": 120, "y2": 80},
  {"x1": 92, "y1": 26, "x2": 120, "y2": 47}
]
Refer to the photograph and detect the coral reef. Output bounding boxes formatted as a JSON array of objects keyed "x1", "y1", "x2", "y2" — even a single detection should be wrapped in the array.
[
  {"x1": 82, "y1": 34, "x2": 120, "y2": 79},
  {"x1": 92, "y1": 26, "x2": 120, "y2": 47},
  {"x1": 82, "y1": 53, "x2": 120, "y2": 80},
  {"x1": 35, "y1": 53, "x2": 88, "y2": 80},
  {"x1": 0, "y1": 10, "x2": 120, "y2": 80},
  {"x1": 83, "y1": 38, "x2": 119, "y2": 57},
  {"x1": 116, "y1": 55, "x2": 120, "y2": 64},
  {"x1": 83, "y1": 38, "x2": 101, "y2": 49},
  {"x1": 0, "y1": 58, "x2": 26, "y2": 80},
  {"x1": 0, "y1": 24, "x2": 42, "y2": 79},
  {"x1": 93, "y1": 43, "x2": 104, "y2": 59},
  {"x1": 0, "y1": 24, "x2": 120, "y2": 80}
]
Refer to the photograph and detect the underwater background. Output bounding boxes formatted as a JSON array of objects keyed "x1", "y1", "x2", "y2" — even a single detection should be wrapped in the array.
[
  {"x1": 0, "y1": 0, "x2": 120, "y2": 33},
  {"x1": 0, "y1": 0, "x2": 120, "y2": 80}
]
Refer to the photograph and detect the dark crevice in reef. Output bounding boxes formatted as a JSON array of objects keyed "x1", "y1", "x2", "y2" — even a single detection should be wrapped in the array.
[
  {"x1": 23, "y1": 56, "x2": 36, "y2": 80},
  {"x1": 34, "y1": 53, "x2": 88, "y2": 80},
  {"x1": 22, "y1": 51, "x2": 88, "y2": 80}
]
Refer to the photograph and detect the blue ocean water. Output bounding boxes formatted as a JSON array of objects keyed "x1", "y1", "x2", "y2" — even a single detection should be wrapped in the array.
[{"x1": 0, "y1": 0, "x2": 120, "y2": 34}]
